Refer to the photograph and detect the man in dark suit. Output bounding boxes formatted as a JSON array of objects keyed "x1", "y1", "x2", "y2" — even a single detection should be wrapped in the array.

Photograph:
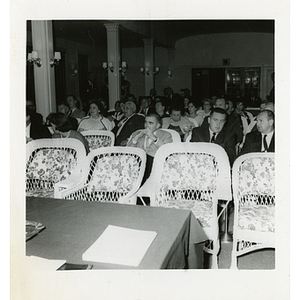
[
  {"x1": 190, "y1": 107, "x2": 236, "y2": 165},
  {"x1": 138, "y1": 96, "x2": 156, "y2": 116},
  {"x1": 57, "y1": 102, "x2": 78, "y2": 130},
  {"x1": 200, "y1": 97, "x2": 243, "y2": 146},
  {"x1": 112, "y1": 98, "x2": 145, "y2": 146},
  {"x1": 240, "y1": 110, "x2": 275, "y2": 155},
  {"x1": 26, "y1": 107, "x2": 51, "y2": 142},
  {"x1": 80, "y1": 72, "x2": 99, "y2": 113}
]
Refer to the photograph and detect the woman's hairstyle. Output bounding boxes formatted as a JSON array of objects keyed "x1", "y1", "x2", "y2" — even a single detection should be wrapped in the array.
[
  {"x1": 47, "y1": 112, "x2": 72, "y2": 132},
  {"x1": 169, "y1": 104, "x2": 184, "y2": 115},
  {"x1": 188, "y1": 99, "x2": 198, "y2": 108},
  {"x1": 89, "y1": 99, "x2": 105, "y2": 114},
  {"x1": 203, "y1": 98, "x2": 212, "y2": 106}
]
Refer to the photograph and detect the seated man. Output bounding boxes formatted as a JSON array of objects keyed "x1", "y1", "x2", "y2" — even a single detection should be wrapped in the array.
[
  {"x1": 47, "y1": 112, "x2": 89, "y2": 154},
  {"x1": 127, "y1": 113, "x2": 173, "y2": 182},
  {"x1": 139, "y1": 96, "x2": 155, "y2": 116},
  {"x1": 201, "y1": 98, "x2": 243, "y2": 143},
  {"x1": 57, "y1": 102, "x2": 78, "y2": 130},
  {"x1": 112, "y1": 97, "x2": 145, "y2": 146},
  {"x1": 190, "y1": 107, "x2": 236, "y2": 165},
  {"x1": 240, "y1": 110, "x2": 274, "y2": 155},
  {"x1": 26, "y1": 107, "x2": 51, "y2": 143}
]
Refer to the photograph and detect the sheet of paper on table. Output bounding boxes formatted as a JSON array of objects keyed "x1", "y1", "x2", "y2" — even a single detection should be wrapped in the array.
[{"x1": 82, "y1": 225, "x2": 157, "y2": 267}]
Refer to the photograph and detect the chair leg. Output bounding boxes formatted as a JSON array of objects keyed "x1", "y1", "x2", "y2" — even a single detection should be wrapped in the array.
[
  {"x1": 230, "y1": 240, "x2": 238, "y2": 269},
  {"x1": 211, "y1": 253, "x2": 218, "y2": 269}
]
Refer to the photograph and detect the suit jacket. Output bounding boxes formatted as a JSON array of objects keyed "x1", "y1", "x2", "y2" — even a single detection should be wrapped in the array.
[
  {"x1": 201, "y1": 113, "x2": 243, "y2": 144},
  {"x1": 240, "y1": 131, "x2": 275, "y2": 155},
  {"x1": 127, "y1": 129, "x2": 173, "y2": 157},
  {"x1": 69, "y1": 108, "x2": 86, "y2": 120},
  {"x1": 190, "y1": 126, "x2": 236, "y2": 165},
  {"x1": 112, "y1": 113, "x2": 145, "y2": 146},
  {"x1": 29, "y1": 119, "x2": 52, "y2": 140}
]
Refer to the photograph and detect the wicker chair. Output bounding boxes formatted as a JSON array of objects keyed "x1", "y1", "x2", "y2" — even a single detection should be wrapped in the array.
[
  {"x1": 56, "y1": 147, "x2": 146, "y2": 204},
  {"x1": 136, "y1": 142, "x2": 232, "y2": 268},
  {"x1": 80, "y1": 130, "x2": 115, "y2": 151},
  {"x1": 159, "y1": 129, "x2": 181, "y2": 143},
  {"x1": 230, "y1": 153, "x2": 275, "y2": 269},
  {"x1": 26, "y1": 138, "x2": 86, "y2": 198}
]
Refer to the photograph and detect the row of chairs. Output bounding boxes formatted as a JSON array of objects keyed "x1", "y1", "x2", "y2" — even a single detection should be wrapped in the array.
[{"x1": 26, "y1": 136, "x2": 275, "y2": 269}]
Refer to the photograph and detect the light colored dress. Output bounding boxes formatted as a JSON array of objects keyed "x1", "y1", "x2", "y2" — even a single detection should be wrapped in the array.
[{"x1": 78, "y1": 116, "x2": 114, "y2": 132}]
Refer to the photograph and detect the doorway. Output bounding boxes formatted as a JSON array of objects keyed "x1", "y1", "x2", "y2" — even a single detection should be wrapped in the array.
[{"x1": 192, "y1": 68, "x2": 225, "y2": 106}]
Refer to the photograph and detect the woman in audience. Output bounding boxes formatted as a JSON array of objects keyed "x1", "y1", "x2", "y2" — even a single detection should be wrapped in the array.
[
  {"x1": 187, "y1": 99, "x2": 204, "y2": 126},
  {"x1": 197, "y1": 98, "x2": 212, "y2": 119},
  {"x1": 162, "y1": 105, "x2": 195, "y2": 141},
  {"x1": 77, "y1": 99, "x2": 114, "y2": 132},
  {"x1": 66, "y1": 95, "x2": 86, "y2": 121},
  {"x1": 46, "y1": 112, "x2": 89, "y2": 154}
]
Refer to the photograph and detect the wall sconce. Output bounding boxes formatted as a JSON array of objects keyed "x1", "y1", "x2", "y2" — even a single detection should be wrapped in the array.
[
  {"x1": 27, "y1": 51, "x2": 42, "y2": 67},
  {"x1": 140, "y1": 66, "x2": 160, "y2": 76},
  {"x1": 70, "y1": 63, "x2": 78, "y2": 77},
  {"x1": 50, "y1": 52, "x2": 61, "y2": 67},
  {"x1": 168, "y1": 70, "x2": 173, "y2": 78},
  {"x1": 103, "y1": 61, "x2": 128, "y2": 74}
]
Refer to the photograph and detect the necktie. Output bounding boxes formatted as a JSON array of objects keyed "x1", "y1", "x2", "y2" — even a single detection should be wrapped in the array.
[
  {"x1": 263, "y1": 134, "x2": 268, "y2": 152},
  {"x1": 211, "y1": 132, "x2": 216, "y2": 143}
]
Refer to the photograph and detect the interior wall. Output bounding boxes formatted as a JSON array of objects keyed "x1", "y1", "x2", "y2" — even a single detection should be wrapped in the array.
[
  {"x1": 55, "y1": 37, "x2": 107, "y2": 100},
  {"x1": 47, "y1": 31, "x2": 274, "y2": 104},
  {"x1": 169, "y1": 32, "x2": 274, "y2": 96}
]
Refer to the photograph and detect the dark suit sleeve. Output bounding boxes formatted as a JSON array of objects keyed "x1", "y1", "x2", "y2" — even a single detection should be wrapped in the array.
[
  {"x1": 239, "y1": 132, "x2": 256, "y2": 156},
  {"x1": 224, "y1": 134, "x2": 236, "y2": 166},
  {"x1": 30, "y1": 119, "x2": 52, "y2": 140},
  {"x1": 190, "y1": 128, "x2": 199, "y2": 142}
]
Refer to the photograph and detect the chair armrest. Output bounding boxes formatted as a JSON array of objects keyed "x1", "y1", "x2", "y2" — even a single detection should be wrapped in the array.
[
  {"x1": 136, "y1": 178, "x2": 158, "y2": 200},
  {"x1": 118, "y1": 191, "x2": 138, "y2": 205},
  {"x1": 54, "y1": 172, "x2": 83, "y2": 198}
]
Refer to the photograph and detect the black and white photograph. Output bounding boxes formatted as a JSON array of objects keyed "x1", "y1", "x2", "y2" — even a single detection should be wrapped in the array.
[{"x1": 10, "y1": 0, "x2": 291, "y2": 299}]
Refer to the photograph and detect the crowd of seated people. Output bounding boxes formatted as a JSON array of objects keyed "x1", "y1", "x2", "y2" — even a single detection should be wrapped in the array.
[{"x1": 26, "y1": 85, "x2": 275, "y2": 187}]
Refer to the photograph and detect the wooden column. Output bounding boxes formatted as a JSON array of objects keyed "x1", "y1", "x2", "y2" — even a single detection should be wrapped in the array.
[
  {"x1": 104, "y1": 23, "x2": 121, "y2": 109},
  {"x1": 31, "y1": 20, "x2": 56, "y2": 119}
]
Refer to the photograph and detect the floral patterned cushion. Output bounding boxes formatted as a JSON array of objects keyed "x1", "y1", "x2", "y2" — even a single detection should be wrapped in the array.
[
  {"x1": 160, "y1": 199, "x2": 213, "y2": 228},
  {"x1": 238, "y1": 157, "x2": 275, "y2": 204},
  {"x1": 153, "y1": 153, "x2": 218, "y2": 229},
  {"x1": 87, "y1": 154, "x2": 141, "y2": 195},
  {"x1": 26, "y1": 148, "x2": 77, "y2": 195},
  {"x1": 156, "y1": 153, "x2": 218, "y2": 204},
  {"x1": 238, "y1": 205, "x2": 275, "y2": 233},
  {"x1": 85, "y1": 136, "x2": 113, "y2": 151}
]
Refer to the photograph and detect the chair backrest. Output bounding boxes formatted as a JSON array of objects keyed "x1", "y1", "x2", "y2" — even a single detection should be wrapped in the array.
[
  {"x1": 144, "y1": 142, "x2": 232, "y2": 206},
  {"x1": 63, "y1": 146, "x2": 146, "y2": 202},
  {"x1": 26, "y1": 138, "x2": 86, "y2": 192},
  {"x1": 232, "y1": 152, "x2": 275, "y2": 233},
  {"x1": 158, "y1": 129, "x2": 181, "y2": 143},
  {"x1": 81, "y1": 130, "x2": 115, "y2": 151}
]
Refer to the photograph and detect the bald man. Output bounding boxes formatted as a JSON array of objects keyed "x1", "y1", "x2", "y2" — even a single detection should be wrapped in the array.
[{"x1": 240, "y1": 110, "x2": 275, "y2": 155}]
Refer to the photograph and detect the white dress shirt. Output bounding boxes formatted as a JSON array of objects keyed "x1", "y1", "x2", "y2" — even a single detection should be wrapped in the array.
[{"x1": 261, "y1": 131, "x2": 274, "y2": 151}]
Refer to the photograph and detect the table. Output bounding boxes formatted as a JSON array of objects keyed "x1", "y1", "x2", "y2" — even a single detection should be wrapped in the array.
[{"x1": 26, "y1": 197, "x2": 207, "y2": 269}]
